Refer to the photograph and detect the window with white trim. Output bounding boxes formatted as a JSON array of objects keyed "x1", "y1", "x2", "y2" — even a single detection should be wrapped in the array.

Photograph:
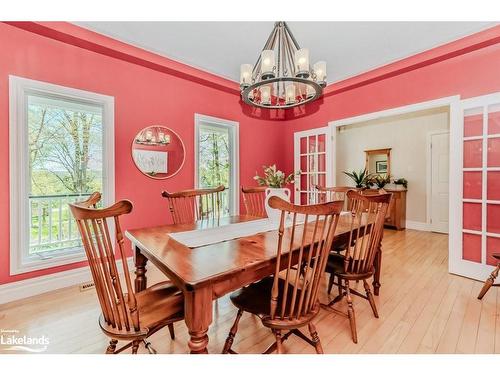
[
  {"x1": 9, "y1": 76, "x2": 114, "y2": 275},
  {"x1": 195, "y1": 114, "x2": 239, "y2": 216}
]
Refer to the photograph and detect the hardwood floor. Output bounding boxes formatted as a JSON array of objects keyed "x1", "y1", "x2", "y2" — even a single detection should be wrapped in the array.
[{"x1": 0, "y1": 229, "x2": 496, "y2": 354}]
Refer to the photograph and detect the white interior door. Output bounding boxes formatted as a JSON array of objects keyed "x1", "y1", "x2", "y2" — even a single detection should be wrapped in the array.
[
  {"x1": 449, "y1": 92, "x2": 500, "y2": 281},
  {"x1": 293, "y1": 127, "x2": 333, "y2": 204},
  {"x1": 430, "y1": 132, "x2": 450, "y2": 233}
]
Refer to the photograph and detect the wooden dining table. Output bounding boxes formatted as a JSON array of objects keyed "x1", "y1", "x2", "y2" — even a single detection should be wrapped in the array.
[{"x1": 125, "y1": 214, "x2": 383, "y2": 354}]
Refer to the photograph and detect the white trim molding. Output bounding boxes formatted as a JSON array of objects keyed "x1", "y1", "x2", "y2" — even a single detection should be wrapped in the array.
[
  {"x1": 405, "y1": 220, "x2": 431, "y2": 232},
  {"x1": 426, "y1": 130, "x2": 451, "y2": 234},
  {"x1": 9, "y1": 75, "x2": 115, "y2": 275},
  {"x1": 0, "y1": 258, "x2": 134, "y2": 305},
  {"x1": 194, "y1": 113, "x2": 240, "y2": 215}
]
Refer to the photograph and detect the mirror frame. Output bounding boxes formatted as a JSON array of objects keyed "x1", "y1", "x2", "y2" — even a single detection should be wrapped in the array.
[
  {"x1": 131, "y1": 125, "x2": 186, "y2": 180},
  {"x1": 365, "y1": 148, "x2": 391, "y2": 176}
]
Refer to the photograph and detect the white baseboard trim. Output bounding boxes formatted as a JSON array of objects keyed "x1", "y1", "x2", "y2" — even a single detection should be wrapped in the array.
[
  {"x1": 0, "y1": 257, "x2": 134, "y2": 305},
  {"x1": 405, "y1": 220, "x2": 431, "y2": 232}
]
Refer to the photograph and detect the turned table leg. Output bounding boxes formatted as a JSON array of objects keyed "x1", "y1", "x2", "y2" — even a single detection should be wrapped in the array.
[
  {"x1": 184, "y1": 286, "x2": 213, "y2": 354},
  {"x1": 134, "y1": 246, "x2": 148, "y2": 293},
  {"x1": 373, "y1": 239, "x2": 382, "y2": 296}
]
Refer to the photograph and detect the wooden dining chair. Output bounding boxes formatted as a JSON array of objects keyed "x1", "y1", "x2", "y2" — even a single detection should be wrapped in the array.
[
  {"x1": 222, "y1": 196, "x2": 343, "y2": 354},
  {"x1": 69, "y1": 192, "x2": 184, "y2": 354},
  {"x1": 315, "y1": 185, "x2": 353, "y2": 204},
  {"x1": 241, "y1": 186, "x2": 267, "y2": 218},
  {"x1": 478, "y1": 254, "x2": 500, "y2": 299},
  {"x1": 161, "y1": 185, "x2": 226, "y2": 224},
  {"x1": 322, "y1": 190, "x2": 391, "y2": 343}
]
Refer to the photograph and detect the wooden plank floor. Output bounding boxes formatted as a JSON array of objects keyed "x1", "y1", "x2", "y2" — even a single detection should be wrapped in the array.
[{"x1": 0, "y1": 229, "x2": 495, "y2": 354}]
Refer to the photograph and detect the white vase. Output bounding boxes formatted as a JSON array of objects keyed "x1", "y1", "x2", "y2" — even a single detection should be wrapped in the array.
[{"x1": 265, "y1": 187, "x2": 291, "y2": 222}]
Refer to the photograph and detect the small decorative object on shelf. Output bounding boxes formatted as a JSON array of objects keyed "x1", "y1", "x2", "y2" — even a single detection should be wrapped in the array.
[
  {"x1": 393, "y1": 177, "x2": 408, "y2": 190},
  {"x1": 254, "y1": 165, "x2": 300, "y2": 221},
  {"x1": 343, "y1": 168, "x2": 372, "y2": 189}
]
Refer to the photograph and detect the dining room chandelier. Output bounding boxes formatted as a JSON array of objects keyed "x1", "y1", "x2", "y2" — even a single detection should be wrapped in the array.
[{"x1": 240, "y1": 21, "x2": 327, "y2": 109}]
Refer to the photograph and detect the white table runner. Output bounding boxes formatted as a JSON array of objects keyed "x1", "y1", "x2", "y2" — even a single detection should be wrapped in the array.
[
  {"x1": 169, "y1": 218, "x2": 279, "y2": 248},
  {"x1": 169, "y1": 212, "x2": 352, "y2": 248}
]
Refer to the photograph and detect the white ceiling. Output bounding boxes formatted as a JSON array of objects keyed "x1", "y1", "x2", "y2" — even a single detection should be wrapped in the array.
[{"x1": 75, "y1": 22, "x2": 496, "y2": 84}]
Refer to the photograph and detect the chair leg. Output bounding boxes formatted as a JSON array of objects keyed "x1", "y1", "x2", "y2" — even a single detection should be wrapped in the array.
[
  {"x1": 327, "y1": 273, "x2": 335, "y2": 295},
  {"x1": 308, "y1": 322, "x2": 323, "y2": 354},
  {"x1": 478, "y1": 264, "x2": 500, "y2": 300},
  {"x1": 143, "y1": 340, "x2": 157, "y2": 354},
  {"x1": 363, "y1": 280, "x2": 379, "y2": 318},
  {"x1": 337, "y1": 276, "x2": 343, "y2": 298},
  {"x1": 131, "y1": 340, "x2": 140, "y2": 354},
  {"x1": 168, "y1": 323, "x2": 175, "y2": 340},
  {"x1": 105, "y1": 339, "x2": 118, "y2": 354},
  {"x1": 345, "y1": 280, "x2": 358, "y2": 344},
  {"x1": 222, "y1": 309, "x2": 243, "y2": 354},
  {"x1": 273, "y1": 330, "x2": 284, "y2": 354}
]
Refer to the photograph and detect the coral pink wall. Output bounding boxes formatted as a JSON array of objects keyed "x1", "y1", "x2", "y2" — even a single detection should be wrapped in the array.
[
  {"x1": 281, "y1": 26, "x2": 500, "y2": 174},
  {"x1": 2, "y1": 22, "x2": 500, "y2": 286},
  {"x1": 0, "y1": 22, "x2": 286, "y2": 285}
]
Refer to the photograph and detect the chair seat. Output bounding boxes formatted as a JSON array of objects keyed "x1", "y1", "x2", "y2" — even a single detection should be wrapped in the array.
[
  {"x1": 492, "y1": 253, "x2": 500, "y2": 260},
  {"x1": 230, "y1": 277, "x2": 303, "y2": 318},
  {"x1": 325, "y1": 253, "x2": 374, "y2": 280},
  {"x1": 326, "y1": 252, "x2": 346, "y2": 274},
  {"x1": 100, "y1": 281, "x2": 184, "y2": 338}
]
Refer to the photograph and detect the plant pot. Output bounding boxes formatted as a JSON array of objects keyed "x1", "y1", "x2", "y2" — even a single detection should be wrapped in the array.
[{"x1": 265, "y1": 187, "x2": 291, "y2": 222}]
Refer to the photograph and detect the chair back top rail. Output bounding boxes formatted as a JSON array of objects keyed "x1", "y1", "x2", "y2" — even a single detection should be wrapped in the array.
[
  {"x1": 69, "y1": 193, "x2": 140, "y2": 334},
  {"x1": 241, "y1": 186, "x2": 267, "y2": 218},
  {"x1": 267, "y1": 196, "x2": 343, "y2": 324},
  {"x1": 161, "y1": 185, "x2": 226, "y2": 224}
]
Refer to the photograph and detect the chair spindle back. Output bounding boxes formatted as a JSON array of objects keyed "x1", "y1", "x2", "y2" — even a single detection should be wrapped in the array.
[
  {"x1": 343, "y1": 191, "x2": 391, "y2": 275},
  {"x1": 69, "y1": 193, "x2": 140, "y2": 333},
  {"x1": 161, "y1": 185, "x2": 226, "y2": 224},
  {"x1": 241, "y1": 186, "x2": 267, "y2": 218},
  {"x1": 315, "y1": 185, "x2": 355, "y2": 210},
  {"x1": 268, "y1": 197, "x2": 343, "y2": 322}
]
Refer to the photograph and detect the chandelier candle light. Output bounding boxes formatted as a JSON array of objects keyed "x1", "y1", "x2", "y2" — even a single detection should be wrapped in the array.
[{"x1": 240, "y1": 21, "x2": 327, "y2": 109}]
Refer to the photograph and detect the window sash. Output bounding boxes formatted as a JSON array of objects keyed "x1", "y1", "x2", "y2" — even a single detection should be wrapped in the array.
[
  {"x1": 9, "y1": 76, "x2": 115, "y2": 275},
  {"x1": 194, "y1": 114, "x2": 239, "y2": 217}
]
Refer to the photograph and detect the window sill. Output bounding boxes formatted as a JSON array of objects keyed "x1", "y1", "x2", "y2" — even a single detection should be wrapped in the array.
[{"x1": 10, "y1": 250, "x2": 88, "y2": 276}]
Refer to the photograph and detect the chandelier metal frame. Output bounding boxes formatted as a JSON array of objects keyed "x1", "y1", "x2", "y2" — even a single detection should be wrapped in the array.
[{"x1": 240, "y1": 21, "x2": 326, "y2": 109}]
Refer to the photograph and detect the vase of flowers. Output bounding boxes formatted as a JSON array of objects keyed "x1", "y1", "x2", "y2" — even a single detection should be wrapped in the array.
[{"x1": 254, "y1": 165, "x2": 299, "y2": 221}]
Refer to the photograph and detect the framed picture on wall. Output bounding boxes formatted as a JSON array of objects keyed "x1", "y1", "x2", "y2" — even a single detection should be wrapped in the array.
[
  {"x1": 376, "y1": 160, "x2": 388, "y2": 173},
  {"x1": 132, "y1": 149, "x2": 168, "y2": 176}
]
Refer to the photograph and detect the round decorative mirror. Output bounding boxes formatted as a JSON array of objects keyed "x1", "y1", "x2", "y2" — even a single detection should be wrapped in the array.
[{"x1": 132, "y1": 126, "x2": 185, "y2": 179}]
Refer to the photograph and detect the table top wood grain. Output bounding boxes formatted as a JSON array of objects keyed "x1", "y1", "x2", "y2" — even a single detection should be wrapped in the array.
[{"x1": 125, "y1": 214, "x2": 360, "y2": 291}]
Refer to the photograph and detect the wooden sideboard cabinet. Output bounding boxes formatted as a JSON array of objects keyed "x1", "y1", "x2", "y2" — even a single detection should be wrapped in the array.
[{"x1": 383, "y1": 188, "x2": 407, "y2": 230}]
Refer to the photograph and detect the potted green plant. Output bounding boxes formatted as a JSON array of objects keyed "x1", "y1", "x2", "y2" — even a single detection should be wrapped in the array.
[
  {"x1": 343, "y1": 169, "x2": 371, "y2": 189},
  {"x1": 371, "y1": 174, "x2": 391, "y2": 190},
  {"x1": 254, "y1": 165, "x2": 300, "y2": 221}
]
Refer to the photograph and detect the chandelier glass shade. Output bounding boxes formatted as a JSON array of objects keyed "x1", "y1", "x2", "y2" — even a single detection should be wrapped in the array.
[{"x1": 240, "y1": 21, "x2": 327, "y2": 109}]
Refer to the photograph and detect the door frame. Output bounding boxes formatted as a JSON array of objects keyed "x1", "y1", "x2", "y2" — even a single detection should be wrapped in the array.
[
  {"x1": 328, "y1": 96, "x2": 460, "y2": 188},
  {"x1": 194, "y1": 113, "x2": 240, "y2": 215},
  {"x1": 426, "y1": 130, "x2": 451, "y2": 233}
]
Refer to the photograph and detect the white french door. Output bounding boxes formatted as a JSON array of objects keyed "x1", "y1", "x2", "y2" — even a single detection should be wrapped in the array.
[
  {"x1": 449, "y1": 92, "x2": 500, "y2": 281},
  {"x1": 293, "y1": 127, "x2": 334, "y2": 205}
]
